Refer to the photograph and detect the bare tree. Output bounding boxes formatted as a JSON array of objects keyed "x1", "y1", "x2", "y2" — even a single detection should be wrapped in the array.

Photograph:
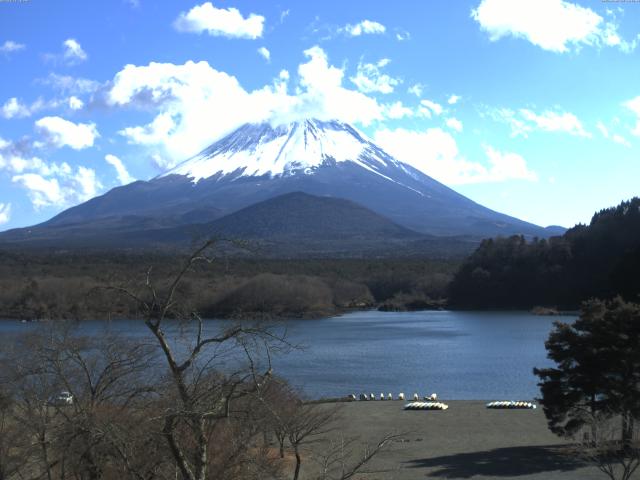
[
  {"x1": 310, "y1": 432, "x2": 402, "y2": 480},
  {"x1": 286, "y1": 402, "x2": 339, "y2": 480},
  {"x1": 0, "y1": 240, "x2": 402, "y2": 480},
  {"x1": 572, "y1": 412, "x2": 640, "y2": 480},
  {"x1": 0, "y1": 387, "x2": 27, "y2": 480},
  {"x1": 104, "y1": 240, "x2": 289, "y2": 480},
  {"x1": 8, "y1": 326, "x2": 167, "y2": 480}
]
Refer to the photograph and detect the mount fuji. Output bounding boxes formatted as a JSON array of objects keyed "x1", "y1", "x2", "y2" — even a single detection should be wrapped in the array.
[{"x1": 0, "y1": 119, "x2": 561, "y2": 254}]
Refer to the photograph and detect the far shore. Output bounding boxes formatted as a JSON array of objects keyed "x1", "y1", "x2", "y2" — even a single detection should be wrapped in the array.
[{"x1": 0, "y1": 305, "x2": 581, "y2": 323}]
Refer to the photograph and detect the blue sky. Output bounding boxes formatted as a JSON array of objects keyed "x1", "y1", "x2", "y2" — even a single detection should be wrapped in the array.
[{"x1": 1, "y1": 0, "x2": 640, "y2": 231}]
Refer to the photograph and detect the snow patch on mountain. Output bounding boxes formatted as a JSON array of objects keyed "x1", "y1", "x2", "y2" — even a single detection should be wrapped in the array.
[{"x1": 162, "y1": 119, "x2": 406, "y2": 183}]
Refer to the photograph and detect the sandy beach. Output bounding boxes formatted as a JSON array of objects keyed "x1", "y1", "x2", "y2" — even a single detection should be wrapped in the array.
[{"x1": 309, "y1": 400, "x2": 605, "y2": 480}]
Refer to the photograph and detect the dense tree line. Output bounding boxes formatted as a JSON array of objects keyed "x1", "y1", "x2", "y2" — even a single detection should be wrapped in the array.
[
  {"x1": 448, "y1": 198, "x2": 640, "y2": 309},
  {"x1": 0, "y1": 251, "x2": 456, "y2": 321}
]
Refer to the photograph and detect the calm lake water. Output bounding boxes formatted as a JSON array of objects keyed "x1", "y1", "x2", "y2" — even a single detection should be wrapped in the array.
[{"x1": 0, "y1": 310, "x2": 574, "y2": 400}]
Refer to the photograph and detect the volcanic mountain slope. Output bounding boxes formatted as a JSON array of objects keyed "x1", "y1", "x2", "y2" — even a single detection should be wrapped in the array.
[
  {"x1": 203, "y1": 192, "x2": 476, "y2": 257},
  {"x1": 0, "y1": 119, "x2": 559, "y2": 252}
]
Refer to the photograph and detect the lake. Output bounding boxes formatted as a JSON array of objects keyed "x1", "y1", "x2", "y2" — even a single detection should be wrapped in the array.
[{"x1": 0, "y1": 310, "x2": 573, "y2": 400}]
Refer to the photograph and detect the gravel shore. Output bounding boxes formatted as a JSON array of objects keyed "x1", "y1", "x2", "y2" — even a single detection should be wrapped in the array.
[{"x1": 310, "y1": 400, "x2": 605, "y2": 480}]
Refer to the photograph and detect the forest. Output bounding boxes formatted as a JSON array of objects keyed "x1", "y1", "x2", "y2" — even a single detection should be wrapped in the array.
[
  {"x1": 448, "y1": 197, "x2": 640, "y2": 309},
  {"x1": 2, "y1": 197, "x2": 640, "y2": 320},
  {"x1": 0, "y1": 250, "x2": 457, "y2": 321}
]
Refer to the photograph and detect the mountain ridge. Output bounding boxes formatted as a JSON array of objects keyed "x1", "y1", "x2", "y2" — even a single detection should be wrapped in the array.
[{"x1": 0, "y1": 118, "x2": 563, "y2": 253}]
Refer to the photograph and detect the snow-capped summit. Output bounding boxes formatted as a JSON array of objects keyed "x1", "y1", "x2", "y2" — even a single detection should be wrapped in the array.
[
  {"x1": 163, "y1": 119, "x2": 408, "y2": 183},
  {"x1": 3, "y1": 118, "x2": 554, "y2": 249}
]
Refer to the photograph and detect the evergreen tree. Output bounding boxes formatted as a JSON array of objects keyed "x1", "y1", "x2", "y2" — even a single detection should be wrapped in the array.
[{"x1": 534, "y1": 298, "x2": 640, "y2": 446}]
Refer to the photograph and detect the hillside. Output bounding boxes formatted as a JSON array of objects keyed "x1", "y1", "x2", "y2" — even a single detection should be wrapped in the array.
[
  {"x1": 448, "y1": 197, "x2": 640, "y2": 309},
  {"x1": 0, "y1": 192, "x2": 478, "y2": 258}
]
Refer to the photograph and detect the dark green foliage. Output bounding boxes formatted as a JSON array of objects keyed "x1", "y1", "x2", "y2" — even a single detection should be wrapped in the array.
[
  {"x1": 534, "y1": 298, "x2": 640, "y2": 444},
  {"x1": 449, "y1": 197, "x2": 640, "y2": 309}
]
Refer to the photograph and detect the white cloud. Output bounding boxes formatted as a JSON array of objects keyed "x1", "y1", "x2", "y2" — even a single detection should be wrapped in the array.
[
  {"x1": 596, "y1": 120, "x2": 609, "y2": 138},
  {"x1": 0, "y1": 141, "x2": 76, "y2": 178},
  {"x1": 2, "y1": 98, "x2": 30, "y2": 119},
  {"x1": 107, "y1": 47, "x2": 385, "y2": 165},
  {"x1": 612, "y1": 134, "x2": 631, "y2": 147},
  {"x1": 12, "y1": 166, "x2": 101, "y2": 209},
  {"x1": 41, "y1": 73, "x2": 101, "y2": 94},
  {"x1": 0, "y1": 97, "x2": 66, "y2": 119},
  {"x1": 0, "y1": 40, "x2": 25, "y2": 53},
  {"x1": 395, "y1": 30, "x2": 410, "y2": 41},
  {"x1": 446, "y1": 117, "x2": 463, "y2": 132},
  {"x1": 384, "y1": 101, "x2": 413, "y2": 119},
  {"x1": 350, "y1": 59, "x2": 400, "y2": 94},
  {"x1": 419, "y1": 99, "x2": 443, "y2": 117},
  {"x1": 0, "y1": 140, "x2": 48, "y2": 174},
  {"x1": 107, "y1": 61, "x2": 269, "y2": 160},
  {"x1": 0, "y1": 203, "x2": 10, "y2": 225},
  {"x1": 12, "y1": 174, "x2": 64, "y2": 209},
  {"x1": 105, "y1": 154, "x2": 135, "y2": 185},
  {"x1": 119, "y1": 112, "x2": 175, "y2": 146},
  {"x1": 173, "y1": 2, "x2": 264, "y2": 39},
  {"x1": 1, "y1": 137, "x2": 101, "y2": 208},
  {"x1": 68, "y1": 96, "x2": 84, "y2": 110},
  {"x1": 341, "y1": 20, "x2": 386, "y2": 36},
  {"x1": 488, "y1": 107, "x2": 589, "y2": 137},
  {"x1": 4, "y1": 154, "x2": 50, "y2": 174},
  {"x1": 62, "y1": 38, "x2": 88, "y2": 63},
  {"x1": 487, "y1": 108, "x2": 530, "y2": 137},
  {"x1": 35, "y1": 116, "x2": 99, "y2": 150},
  {"x1": 275, "y1": 46, "x2": 385, "y2": 125},
  {"x1": 43, "y1": 39, "x2": 89, "y2": 65},
  {"x1": 472, "y1": 0, "x2": 636, "y2": 53},
  {"x1": 375, "y1": 128, "x2": 537, "y2": 184},
  {"x1": 257, "y1": 46, "x2": 270, "y2": 62},
  {"x1": 408, "y1": 84, "x2": 423, "y2": 97},
  {"x1": 448, "y1": 94, "x2": 461, "y2": 105},
  {"x1": 595, "y1": 120, "x2": 630, "y2": 146},
  {"x1": 74, "y1": 166, "x2": 101, "y2": 199},
  {"x1": 624, "y1": 96, "x2": 640, "y2": 136},
  {"x1": 482, "y1": 145, "x2": 538, "y2": 182},
  {"x1": 519, "y1": 109, "x2": 590, "y2": 137}
]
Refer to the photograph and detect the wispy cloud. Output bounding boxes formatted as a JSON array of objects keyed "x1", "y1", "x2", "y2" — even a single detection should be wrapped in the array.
[
  {"x1": 43, "y1": 38, "x2": 88, "y2": 65},
  {"x1": 257, "y1": 46, "x2": 270, "y2": 62},
  {"x1": 1, "y1": 98, "x2": 31, "y2": 119},
  {"x1": 105, "y1": 154, "x2": 135, "y2": 185},
  {"x1": 487, "y1": 107, "x2": 590, "y2": 138},
  {"x1": 0, "y1": 40, "x2": 25, "y2": 54},
  {"x1": 625, "y1": 96, "x2": 640, "y2": 137},
  {"x1": 0, "y1": 203, "x2": 11, "y2": 225},
  {"x1": 340, "y1": 20, "x2": 386, "y2": 37},
  {"x1": 350, "y1": 59, "x2": 399, "y2": 94}
]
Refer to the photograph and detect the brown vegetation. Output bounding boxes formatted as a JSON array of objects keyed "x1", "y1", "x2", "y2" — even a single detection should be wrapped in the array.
[
  {"x1": 0, "y1": 241, "x2": 400, "y2": 480},
  {"x1": 0, "y1": 250, "x2": 456, "y2": 321}
]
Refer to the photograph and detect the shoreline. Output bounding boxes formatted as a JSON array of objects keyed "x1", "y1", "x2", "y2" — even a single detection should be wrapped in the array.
[{"x1": 0, "y1": 305, "x2": 579, "y2": 323}]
